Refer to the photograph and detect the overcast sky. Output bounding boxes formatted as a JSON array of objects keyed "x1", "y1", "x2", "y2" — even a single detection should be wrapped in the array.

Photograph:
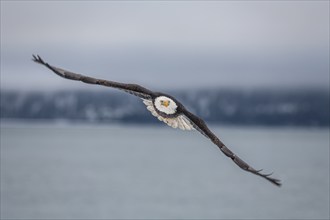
[{"x1": 1, "y1": 1, "x2": 329, "y2": 91}]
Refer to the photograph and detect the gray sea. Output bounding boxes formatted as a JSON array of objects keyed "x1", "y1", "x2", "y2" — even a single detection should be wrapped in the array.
[{"x1": 1, "y1": 121, "x2": 329, "y2": 219}]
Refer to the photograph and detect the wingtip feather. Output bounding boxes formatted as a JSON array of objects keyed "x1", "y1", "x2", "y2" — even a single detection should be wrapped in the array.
[
  {"x1": 32, "y1": 54, "x2": 45, "y2": 65},
  {"x1": 260, "y1": 171, "x2": 282, "y2": 187}
]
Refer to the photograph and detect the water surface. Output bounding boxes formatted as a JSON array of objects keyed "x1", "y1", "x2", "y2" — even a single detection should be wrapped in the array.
[{"x1": 1, "y1": 122, "x2": 329, "y2": 219}]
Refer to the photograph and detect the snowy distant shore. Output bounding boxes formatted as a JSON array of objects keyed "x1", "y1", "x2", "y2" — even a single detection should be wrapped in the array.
[{"x1": 1, "y1": 88, "x2": 328, "y2": 127}]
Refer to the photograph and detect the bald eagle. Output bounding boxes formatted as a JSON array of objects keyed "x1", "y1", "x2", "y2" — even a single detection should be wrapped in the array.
[{"x1": 32, "y1": 55, "x2": 281, "y2": 186}]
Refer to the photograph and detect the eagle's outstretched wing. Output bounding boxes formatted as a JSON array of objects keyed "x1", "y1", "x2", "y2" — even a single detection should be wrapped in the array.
[
  {"x1": 32, "y1": 55, "x2": 155, "y2": 100},
  {"x1": 181, "y1": 108, "x2": 282, "y2": 186}
]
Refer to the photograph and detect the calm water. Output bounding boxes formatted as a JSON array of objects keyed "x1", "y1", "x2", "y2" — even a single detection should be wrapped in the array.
[{"x1": 1, "y1": 122, "x2": 329, "y2": 219}]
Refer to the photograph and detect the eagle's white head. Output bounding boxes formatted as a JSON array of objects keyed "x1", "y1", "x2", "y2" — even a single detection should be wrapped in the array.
[
  {"x1": 143, "y1": 97, "x2": 193, "y2": 130},
  {"x1": 154, "y1": 96, "x2": 177, "y2": 115}
]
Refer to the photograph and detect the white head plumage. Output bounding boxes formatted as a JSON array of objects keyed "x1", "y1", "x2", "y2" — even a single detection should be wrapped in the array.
[{"x1": 154, "y1": 96, "x2": 177, "y2": 115}]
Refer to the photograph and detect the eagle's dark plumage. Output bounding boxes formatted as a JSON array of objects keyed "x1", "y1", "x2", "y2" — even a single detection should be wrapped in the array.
[{"x1": 32, "y1": 55, "x2": 281, "y2": 187}]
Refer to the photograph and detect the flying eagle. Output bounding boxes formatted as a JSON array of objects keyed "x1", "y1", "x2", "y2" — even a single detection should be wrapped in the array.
[{"x1": 32, "y1": 55, "x2": 281, "y2": 186}]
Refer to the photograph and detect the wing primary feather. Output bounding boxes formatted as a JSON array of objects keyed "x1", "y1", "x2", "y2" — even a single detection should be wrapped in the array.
[
  {"x1": 32, "y1": 55, "x2": 154, "y2": 100},
  {"x1": 216, "y1": 138, "x2": 281, "y2": 186},
  {"x1": 181, "y1": 108, "x2": 282, "y2": 187}
]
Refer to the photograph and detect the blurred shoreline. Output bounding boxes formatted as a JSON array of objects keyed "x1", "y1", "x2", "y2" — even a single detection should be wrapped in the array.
[{"x1": 1, "y1": 88, "x2": 329, "y2": 127}]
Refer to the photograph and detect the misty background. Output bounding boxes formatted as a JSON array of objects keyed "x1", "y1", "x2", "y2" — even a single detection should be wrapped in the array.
[
  {"x1": 1, "y1": 1, "x2": 329, "y2": 219},
  {"x1": 1, "y1": 1, "x2": 329, "y2": 126}
]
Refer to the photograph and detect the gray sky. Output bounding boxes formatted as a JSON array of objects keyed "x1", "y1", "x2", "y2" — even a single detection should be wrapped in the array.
[{"x1": 1, "y1": 1, "x2": 329, "y2": 91}]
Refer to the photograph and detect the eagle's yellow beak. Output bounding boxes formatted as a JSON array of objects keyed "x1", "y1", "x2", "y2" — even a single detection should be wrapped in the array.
[{"x1": 161, "y1": 100, "x2": 170, "y2": 107}]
